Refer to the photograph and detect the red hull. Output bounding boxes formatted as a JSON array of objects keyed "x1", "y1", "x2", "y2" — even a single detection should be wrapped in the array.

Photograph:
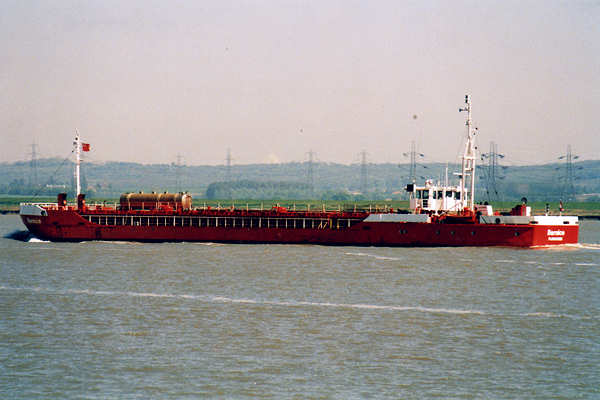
[{"x1": 20, "y1": 208, "x2": 579, "y2": 247}]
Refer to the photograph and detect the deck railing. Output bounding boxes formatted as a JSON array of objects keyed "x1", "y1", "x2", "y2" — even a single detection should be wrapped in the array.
[{"x1": 20, "y1": 201, "x2": 402, "y2": 216}]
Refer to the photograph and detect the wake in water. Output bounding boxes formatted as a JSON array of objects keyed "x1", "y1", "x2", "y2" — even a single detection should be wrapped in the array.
[
  {"x1": 80, "y1": 240, "x2": 144, "y2": 245},
  {"x1": 344, "y1": 252, "x2": 402, "y2": 261},
  {"x1": 4, "y1": 230, "x2": 32, "y2": 241},
  {"x1": 27, "y1": 237, "x2": 50, "y2": 243},
  {"x1": 576, "y1": 243, "x2": 600, "y2": 250},
  {"x1": 492, "y1": 258, "x2": 597, "y2": 266},
  {"x1": 3, "y1": 230, "x2": 48, "y2": 242},
  {"x1": 531, "y1": 243, "x2": 600, "y2": 251},
  {"x1": 0, "y1": 285, "x2": 594, "y2": 320}
]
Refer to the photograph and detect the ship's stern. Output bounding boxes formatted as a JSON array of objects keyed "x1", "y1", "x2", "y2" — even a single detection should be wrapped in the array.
[{"x1": 20, "y1": 203, "x2": 52, "y2": 239}]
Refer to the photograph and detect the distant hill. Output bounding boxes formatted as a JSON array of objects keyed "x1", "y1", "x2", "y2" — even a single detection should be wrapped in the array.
[{"x1": 1, "y1": 158, "x2": 599, "y2": 202}]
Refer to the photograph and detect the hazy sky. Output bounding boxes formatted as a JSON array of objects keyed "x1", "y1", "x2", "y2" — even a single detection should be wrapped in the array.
[{"x1": 1, "y1": 0, "x2": 598, "y2": 166}]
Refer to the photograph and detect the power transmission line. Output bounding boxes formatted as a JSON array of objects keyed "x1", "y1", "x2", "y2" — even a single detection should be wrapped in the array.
[
  {"x1": 225, "y1": 148, "x2": 234, "y2": 200},
  {"x1": 306, "y1": 149, "x2": 316, "y2": 197},
  {"x1": 360, "y1": 150, "x2": 368, "y2": 194},
  {"x1": 402, "y1": 140, "x2": 425, "y2": 183},
  {"x1": 29, "y1": 141, "x2": 39, "y2": 189},
  {"x1": 558, "y1": 145, "x2": 579, "y2": 202},
  {"x1": 480, "y1": 141, "x2": 505, "y2": 202},
  {"x1": 226, "y1": 148, "x2": 232, "y2": 183},
  {"x1": 401, "y1": 139, "x2": 430, "y2": 198},
  {"x1": 175, "y1": 153, "x2": 183, "y2": 192}
]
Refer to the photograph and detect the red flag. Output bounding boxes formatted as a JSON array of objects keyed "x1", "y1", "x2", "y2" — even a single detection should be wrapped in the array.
[{"x1": 82, "y1": 143, "x2": 91, "y2": 152}]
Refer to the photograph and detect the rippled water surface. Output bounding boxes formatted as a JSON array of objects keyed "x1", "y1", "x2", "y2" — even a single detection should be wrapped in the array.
[{"x1": 1, "y1": 215, "x2": 599, "y2": 398}]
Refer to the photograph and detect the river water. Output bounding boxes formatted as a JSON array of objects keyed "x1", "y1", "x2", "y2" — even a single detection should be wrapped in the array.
[{"x1": 1, "y1": 215, "x2": 599, "y2": 399}]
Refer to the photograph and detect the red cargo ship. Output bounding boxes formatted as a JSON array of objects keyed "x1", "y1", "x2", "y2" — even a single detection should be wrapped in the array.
[{"x1": 20, "y1": 96, "x2": 579, "y2": 246}]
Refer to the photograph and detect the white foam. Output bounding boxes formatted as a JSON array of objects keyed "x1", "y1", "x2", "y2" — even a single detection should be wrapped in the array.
[
  {"x1": 577, "y1": 243, "x2": 600, "y2": 250},
  {"x1": 522, "y1": 312, "x2": 561, "y2": 318},
  {"x1": 344, "y1": 252, "x2": 401, "y2": 261},
  {"x1": 533, "y1": 243, "x2": 600, "y2": 251},
  {"x1": 213, "y1": 296, "x2": 258, "y2": 304},
  {"x1": 519, "y1": 311, "x2": 592, "y2": 320},
  {"x1": 128, "y1": 292, "x2": 176, "y2": 298},
  {"x1": 530, "y1": 243, "x2": 582, "y2": 250},
  {"x1": 0, "y1": 286, "x2": 484, "y2": 316},
  {"x1": 2, "y1": 286, "x2": 595, "y2": 320},
  {"x1": 207, "y1": 295, "x2": 486, "y2": 315},
  {"x1": 84, "y1": 241, "x2": 143, "y2": 245},
  {"x1": 27, "y1": 237, "x2": 50, "y2": 243}
]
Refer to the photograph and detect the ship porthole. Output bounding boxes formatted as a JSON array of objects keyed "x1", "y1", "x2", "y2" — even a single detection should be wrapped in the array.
[
  {"x1": 514, "y1": 232, "x2": 520, "y2": 237},
  {"x1": 41, "y1": 210, "x2": 47, "y2": 217},
  {"x1": 495, "y1": 218, "x2": 500, "y2": 224}
]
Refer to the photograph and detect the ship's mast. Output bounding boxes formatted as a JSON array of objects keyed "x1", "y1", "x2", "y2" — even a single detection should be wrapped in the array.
[
  {"x1": 74, "y1": 130, "x2": 81, "y2": 197},
  {"x1": 458, "y1": 95, "x2": 476, "y2": 211}
]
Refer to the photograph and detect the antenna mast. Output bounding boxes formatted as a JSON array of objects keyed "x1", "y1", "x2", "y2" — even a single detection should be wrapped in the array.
[
  {"x1": 458, "y1": 95, "x2": 476, "y2": 211},
  {"x1": 74, "y1": 130, "x2": 81, "y2": 197}
]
